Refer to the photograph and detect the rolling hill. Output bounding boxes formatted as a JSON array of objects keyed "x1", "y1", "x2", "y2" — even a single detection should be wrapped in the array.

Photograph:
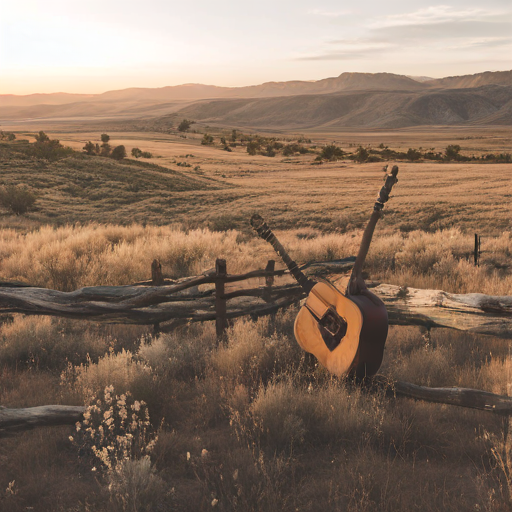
[
  {"x1": 160, "y1": 85, "x2": 512, "y2": 129},
  {"x1": 1, "y1": 70, "x2": 511, "y2": 129}
]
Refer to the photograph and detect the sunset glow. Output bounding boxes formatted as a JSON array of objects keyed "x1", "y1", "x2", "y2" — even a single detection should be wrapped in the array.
[{"x1": 1, "y1": 0, "x2": 511, "y2": 94}]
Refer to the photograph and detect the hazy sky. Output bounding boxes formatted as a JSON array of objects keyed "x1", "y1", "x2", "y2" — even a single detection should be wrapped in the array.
[{"x1": 1, "y1": 0, "x2": 511, "y2": 94}]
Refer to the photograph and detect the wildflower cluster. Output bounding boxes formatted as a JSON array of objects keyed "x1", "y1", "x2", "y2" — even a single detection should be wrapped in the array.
[{"x1": 72, "y1": 385, "x2": 157, "y2": 472}]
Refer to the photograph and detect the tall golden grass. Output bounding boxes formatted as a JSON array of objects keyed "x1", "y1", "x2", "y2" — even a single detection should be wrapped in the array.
[
  {"x1": 1, "y1": 224, "x2": 512, "y2": 511},
  {"x1": 0, "y1": 223, "x2": 510, "y2": 295}
]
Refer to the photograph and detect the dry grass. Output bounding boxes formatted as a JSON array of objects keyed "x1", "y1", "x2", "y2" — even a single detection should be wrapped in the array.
[
  {"x1": 0, "y1": 222, "x2": 509, "y2": 295},
  {"x1": 1, "y1": 127, "x2": 512, "y2": 235},
  {"x1": 1, "y1": 127, "x2": 512, "y2": 510}
]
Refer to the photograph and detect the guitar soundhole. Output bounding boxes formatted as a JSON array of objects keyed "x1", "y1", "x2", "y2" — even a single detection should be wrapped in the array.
[{"x1": 319, "y1": 308, "x2": 347, "y2": 352}]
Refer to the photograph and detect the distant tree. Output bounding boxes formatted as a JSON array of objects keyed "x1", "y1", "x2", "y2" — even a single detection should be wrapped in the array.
[
  {"x1": 35, "y1": 131, "x2": 50, "y2": 143},
  {"x1": 319, "y1": 144, "x2": 344, "y2": 161},
  {"x1": 101, "y1": 134, "x2": 110, "y2": 143},
  {"x1": 201, "y1": 134, "x2": 214, "y2": 145},
  {"x1": 140, "y1": 151, "x2": 152, "y2": 158},
  {"x1": 0, "y1": 185, "x2": 36, "y2": 215},
  {"x1": 246, "y1": 141, "x2": 259, "y2": 155},
  {"x1": 32, "y1": 133, "x2": 72, "y2": 161},
  {"x1": 83, "y1": 141, "x2": 97, "y2": 155},
  {"x1": 131, "y1": 147, "x2": 143, "y2": 158},
  {"x1": 111, "y1": 145, "x2": 126, "y2": 160},
  {"x1": 231, "y1": 129, "x2": 237, "y2": 142},
  {"x1": 100, "y1": 143, "x2": 111, "y2": 157},
  {"x1": 445, "y1": 145, "x2": 461, "y2": 161},
  {"x1": 0, "y1": 131, "x2": 16, "y2": 141},
  {"x1": 220, "y1": 137, "x2": 226, "y2": 145},
  {"x1": 355, "y1": 146, "x2": 369, "y2": 163},
  {"x1": 263, "y1": 145, "x2": 276, "y2": 157},
  {"x1": 406, "y1": 148, "x2": 421, "y2": 161},
  {"x1": 178, "y1": 119, "x2": 194, "y2": 132}
]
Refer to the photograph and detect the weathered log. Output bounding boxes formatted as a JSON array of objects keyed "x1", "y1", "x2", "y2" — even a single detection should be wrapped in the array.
[
  {"x1": 372, "y1": 376, "x2": 512, "y2": 414},
  {"x1": 373, "y1": 283, "x2": 512, "y2": 339},
  {"x1": 0, "y1": 405, "x2": 85, "y2": 435},
  {"x1": 4, "y1": 376, "x2": 512, "y2": 437}
]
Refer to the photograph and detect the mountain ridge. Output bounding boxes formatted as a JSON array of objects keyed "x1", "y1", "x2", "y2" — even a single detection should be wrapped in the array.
[{"x1": 2, "y1": 70, "x2": 511, "y2": 108}]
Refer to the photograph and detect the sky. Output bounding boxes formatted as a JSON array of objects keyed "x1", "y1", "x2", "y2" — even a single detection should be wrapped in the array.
[{"x1": 1, "y1": 0, "x2": 511, "y2": 95}]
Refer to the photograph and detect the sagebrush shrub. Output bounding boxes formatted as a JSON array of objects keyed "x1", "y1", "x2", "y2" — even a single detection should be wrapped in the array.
[{"x1": 0, "y1": 185, "x2": 36, "y2": 215}]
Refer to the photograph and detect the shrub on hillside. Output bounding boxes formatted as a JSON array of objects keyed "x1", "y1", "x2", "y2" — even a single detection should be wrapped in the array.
[
  {"x1": 354, "y1": 146, "x2": 369, "y2": 163},
  {"x1": 201, "y1": 134, "x2": 214, "y2": 145},
  {"x1": 111, "y1": 145, "x2": 127, "y2": 160},
  {"x1": 178, "y1": 119, "x2": 194, "y2": 132},
  {"x1": 406, "y1": 148, "x2": 422, "y2": 161},
  {"x1": 445, "y1": 144, "x2": 461, "y2": 161},
  {"x1": 31, "y1": 131, "x2": 73, "y2": 161},
  {"x1": 0, "y1": 131, "x2": 16, "y2": 141},
  {"x1": 0, "y1": 185, "x2": 36, "y2": 215},
  {"x1": 317, "y1": 144, "x2": 344, "y2": 161}
]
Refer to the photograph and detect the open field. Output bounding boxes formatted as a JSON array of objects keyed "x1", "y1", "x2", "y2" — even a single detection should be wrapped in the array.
[
  {"x1": 1, "y1": 126, "x2": 512, "y2": 235},
  {"x1": 0, "y1": 126, "x2": 512, "y2": 511}
]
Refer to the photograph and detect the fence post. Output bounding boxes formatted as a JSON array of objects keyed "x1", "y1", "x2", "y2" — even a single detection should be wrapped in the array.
[
  {"x1": 152, "y1": 259, "x2": 163, "y2": 334},
  {"x1": 474, "y1": 234, "x2": 479, "y2": 266},
  {"x1": 215, "y1": 259, "x2": 227, "y2": 341},
  {"x1": 263, "y1": 260, "x2": 275, "y2": 302},
  {"x1": 151, "y1": 259, "x2": 164, "y2": 286}
]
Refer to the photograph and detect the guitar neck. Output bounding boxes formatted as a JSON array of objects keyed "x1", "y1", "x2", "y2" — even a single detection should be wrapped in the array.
[
  {"x1": 251, "y1": 214, "x2": 315, "y2": 294},
  {"x1": 349, "y1": 165, "x2": 399, "y2": 290}
]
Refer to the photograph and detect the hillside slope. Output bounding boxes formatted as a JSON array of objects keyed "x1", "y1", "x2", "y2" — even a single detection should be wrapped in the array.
[
  {"x1": 428, "y1": 70, "x2": 512, "y2": 89},
  {"x1": 169, "y1": 85, "x2": 512, "y2": 129}
]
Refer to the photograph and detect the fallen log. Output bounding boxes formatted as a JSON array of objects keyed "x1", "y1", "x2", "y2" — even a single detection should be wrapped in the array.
[
  {"x1": 0, "y1": 405, "x2": 85, "y2": 435},
  {"x1": 5, "y1": 375, "x2": 512, "y2": 436},
  {"x1": 372, "y1": 376, "x2": 512, "y2": 414},
  {"x1": 373, "y1": 283, "x2": 512, "y2": 339}
]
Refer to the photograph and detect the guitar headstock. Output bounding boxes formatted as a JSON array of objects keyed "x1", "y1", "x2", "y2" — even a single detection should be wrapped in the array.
[
  {"x1": 375, "y1": 165, "x2": 399, "y2": 211},
  {"x1": 250, "y1": 214, "x2": 272, "y2": 241}
]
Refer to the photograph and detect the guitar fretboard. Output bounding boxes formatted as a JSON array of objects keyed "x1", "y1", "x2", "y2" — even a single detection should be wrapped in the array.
[{"x1": 251, "y1": 214, "x2": 314, "y2": 294}]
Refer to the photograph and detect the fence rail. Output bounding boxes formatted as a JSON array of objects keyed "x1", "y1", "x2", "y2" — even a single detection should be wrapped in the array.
[
  {"x1": 0, "y1": 256, "x2": 511, "y2": 340},
  {"x1": 3, "y1": 256, "x2": 512, "y2": 435}
]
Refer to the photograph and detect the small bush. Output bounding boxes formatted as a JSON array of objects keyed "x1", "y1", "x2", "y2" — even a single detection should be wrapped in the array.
[
  {"x1": 73, "y1": 385, "x2": 158, "y2": 472},
  {"x1": 201, "y1": 134, "x2": 214, "y2": 145},
  {"x1": 111, "y1": 145, "x2": 126, "y2": 160},
  {"x1": 0, "y1": 185, "x2": 36, "y2": 215},
  {"x1": 178, "y1": 119, "x2": 194, "y2": 132},
  {"x1": 0, "y1": 131, "x2": 16, "y2": 141},
  {"x1": 445, "y1": 144, "x2": 461, "y2": 161},
  {"x1": 318, "y1": 144, "x2": 344, "y2": 161},
  {"x1": 63, "y1": 349, "x2": 152, "y2": 397},
  {"x1": 354, "y1": 146, "x2": 369, "y2": 163}
]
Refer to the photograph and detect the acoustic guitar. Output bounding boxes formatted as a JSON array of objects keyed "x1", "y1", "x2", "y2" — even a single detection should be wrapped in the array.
[{"x1": 251, "y1": 165, "x2": 398, "y2": 379}]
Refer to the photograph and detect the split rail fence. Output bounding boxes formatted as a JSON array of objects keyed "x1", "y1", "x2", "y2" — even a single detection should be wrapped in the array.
[{"x1": 2, "y1": 256, "x2": 512, "y2": 434}]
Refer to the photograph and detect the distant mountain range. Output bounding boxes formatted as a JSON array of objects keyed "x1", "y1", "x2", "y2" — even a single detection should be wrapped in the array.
[{"x1": 1, "y1": 70, "x2": 511, "y2": 129}]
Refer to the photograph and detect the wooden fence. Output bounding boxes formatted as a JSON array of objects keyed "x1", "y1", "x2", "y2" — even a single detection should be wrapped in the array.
[
  {"x1": 0, "y1": 256, "x2": 511, "y2": 340},
  {"x1": 3, "y1": 256, "x2": 512, "y2": 434}
]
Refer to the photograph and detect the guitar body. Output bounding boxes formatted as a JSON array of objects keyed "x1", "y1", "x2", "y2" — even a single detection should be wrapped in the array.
[
  {"x1": 294, "y1": 281, "x2": 388, "y2": 378},
  {"x1": 251, "y1": 165, "x2": 398, "y2": 379}
]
